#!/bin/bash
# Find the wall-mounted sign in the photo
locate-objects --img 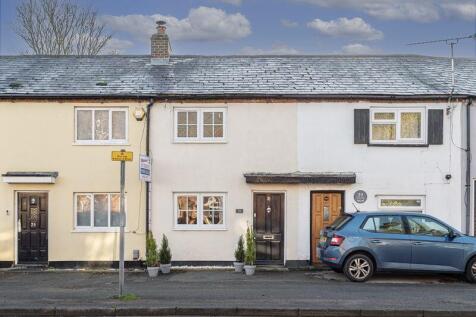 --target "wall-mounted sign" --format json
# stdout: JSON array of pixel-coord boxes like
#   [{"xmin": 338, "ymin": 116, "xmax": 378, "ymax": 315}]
[
  {"xmin": 354, "ymin": 190, "xmax": 367, "ymax": 204},
  {"xmin": 139, "ymin": 155, "xmax": 152, "ymax": 182}
]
